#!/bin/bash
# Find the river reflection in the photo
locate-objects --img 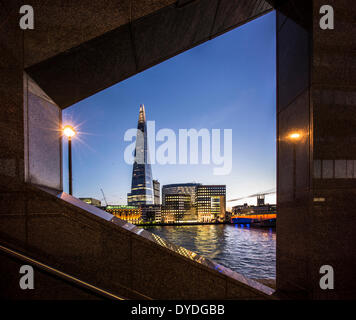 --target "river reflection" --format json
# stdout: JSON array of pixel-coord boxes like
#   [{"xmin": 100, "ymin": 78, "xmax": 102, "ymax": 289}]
[{"xmin": 143, "ymin": 224, "xmax": 276, "ymax": 279}]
